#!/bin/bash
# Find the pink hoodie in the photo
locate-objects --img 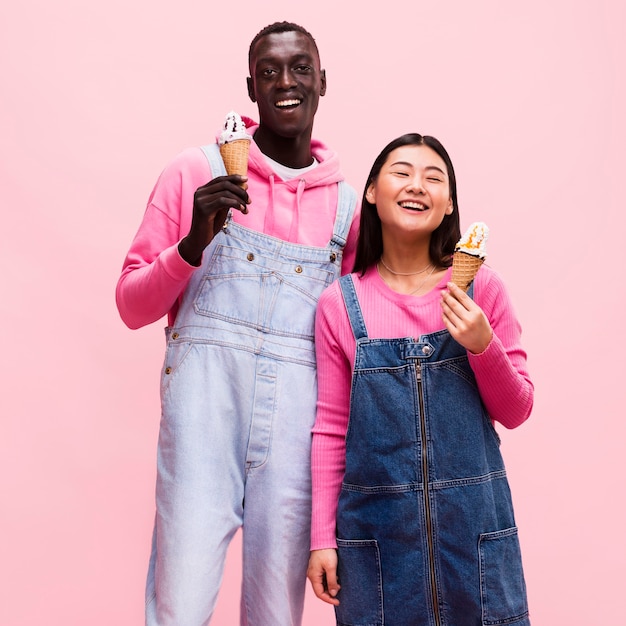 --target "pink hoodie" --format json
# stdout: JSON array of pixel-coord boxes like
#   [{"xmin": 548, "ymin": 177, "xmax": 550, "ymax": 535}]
[{"xmin": 116, "ymin": 117, "xmax": 360, "ymax": 329}]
